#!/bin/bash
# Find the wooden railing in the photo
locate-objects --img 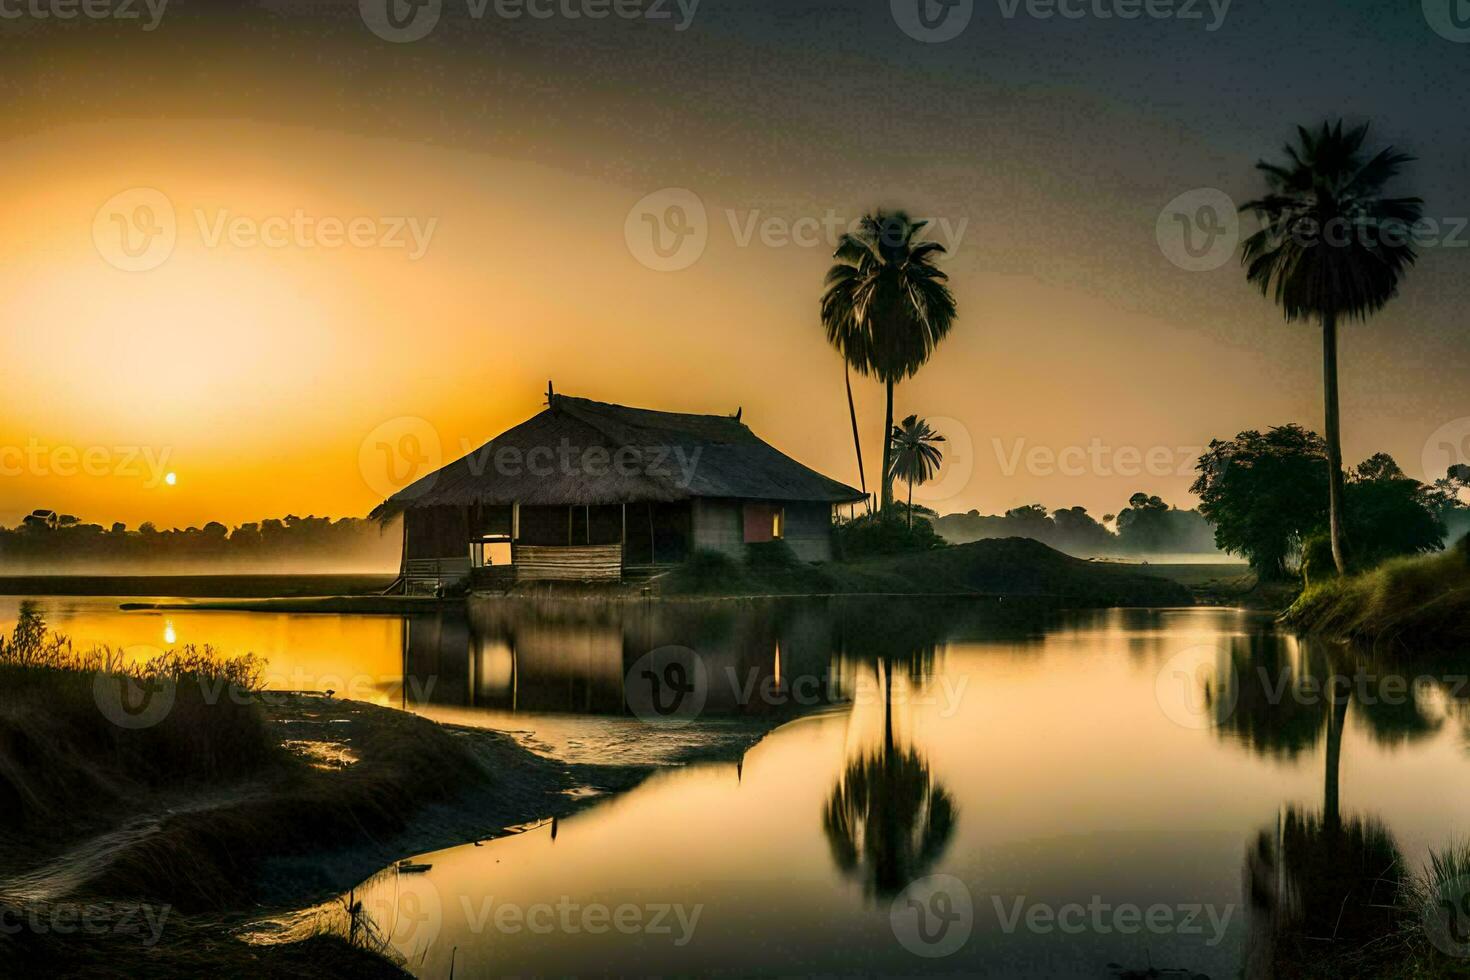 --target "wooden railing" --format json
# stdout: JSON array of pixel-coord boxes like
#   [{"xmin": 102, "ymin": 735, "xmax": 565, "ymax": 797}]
[
  {"xmin": 402, "ymin": 557, "xmax": 472, "ymax": 594},
  {"xmin": 512, "ymin": 544, "xmax": 623, "ymax": 582}
]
